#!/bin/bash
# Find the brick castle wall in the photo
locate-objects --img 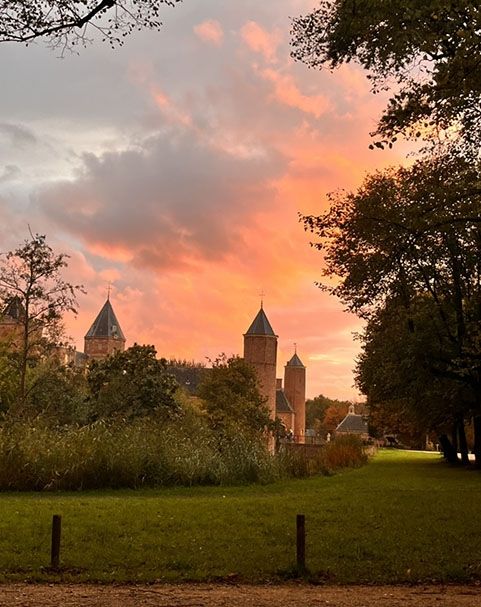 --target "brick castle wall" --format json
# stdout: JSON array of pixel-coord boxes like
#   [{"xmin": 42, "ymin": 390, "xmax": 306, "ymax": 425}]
[{"xmin": 84, "ymin": 337, "xmax": 125, "ymax": 360}]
